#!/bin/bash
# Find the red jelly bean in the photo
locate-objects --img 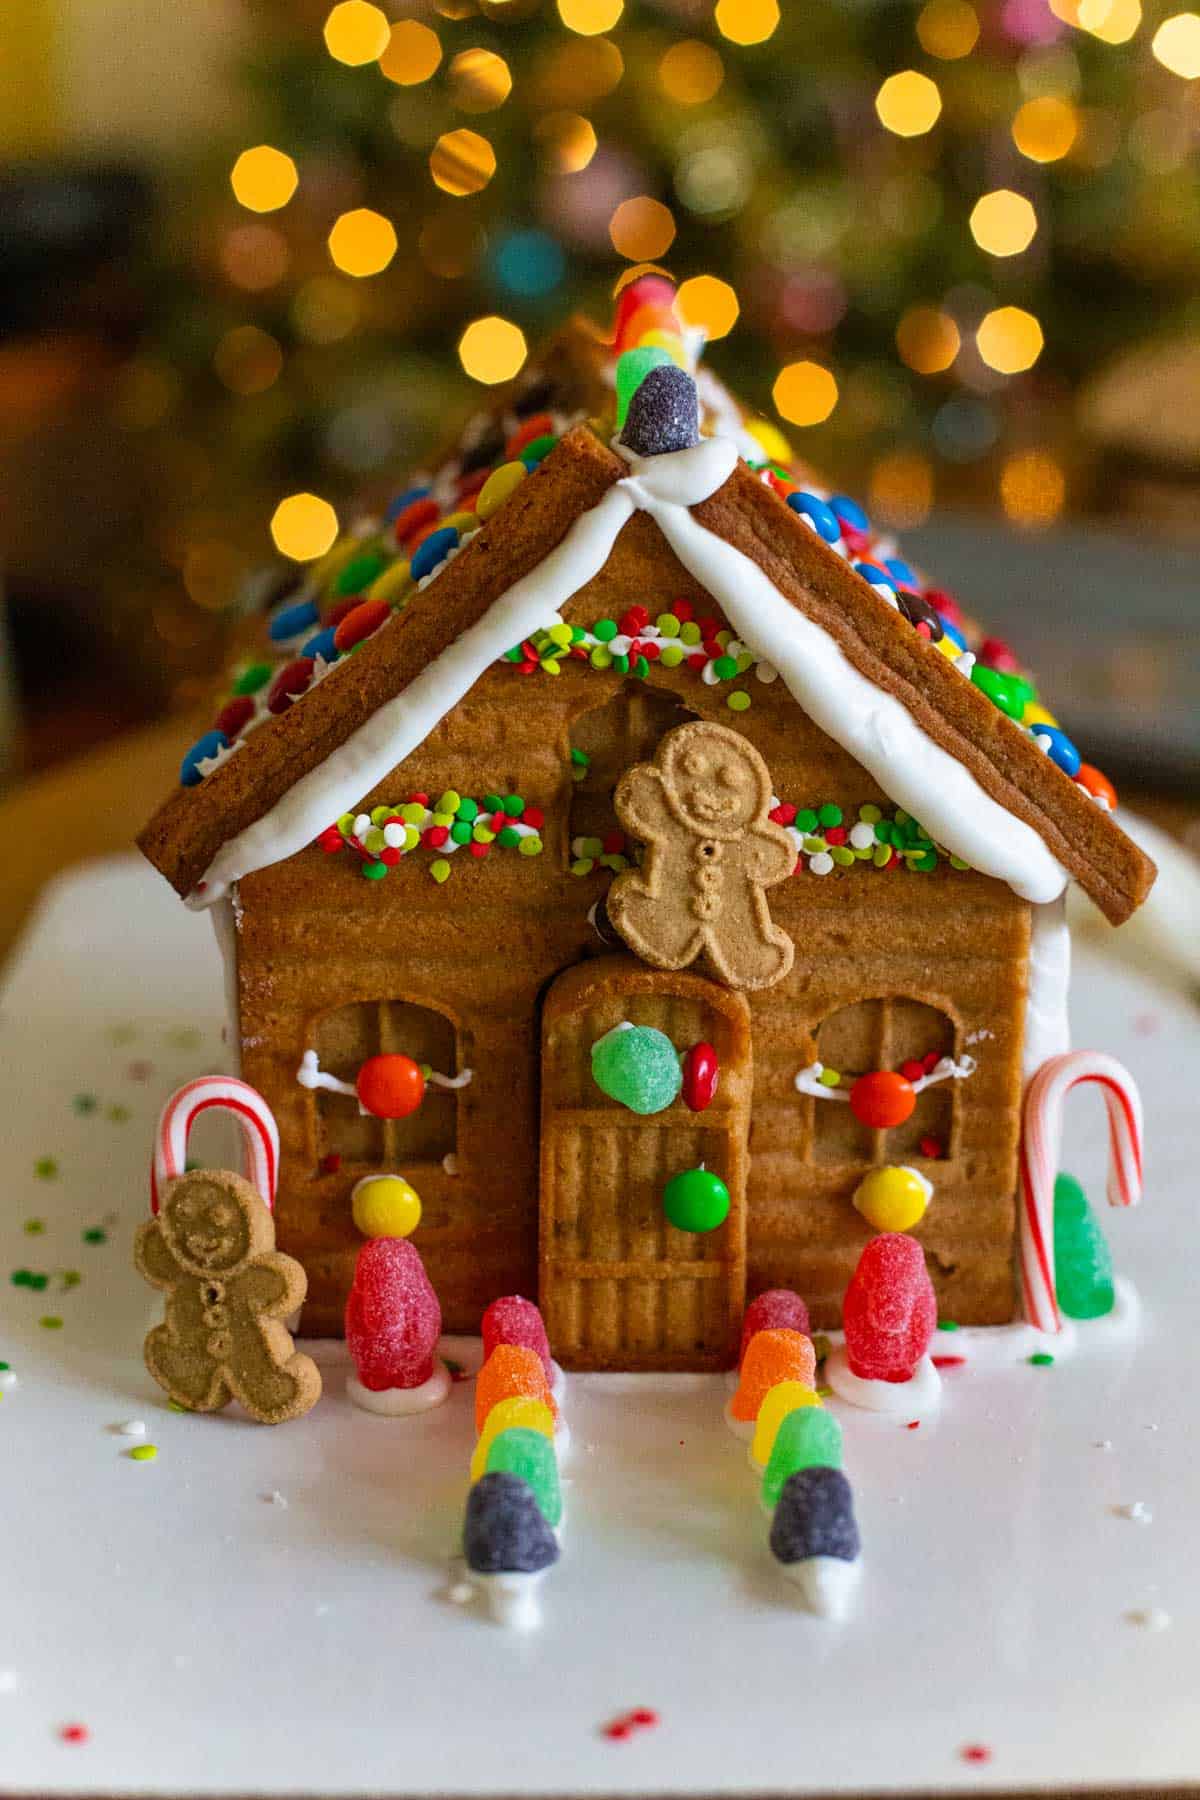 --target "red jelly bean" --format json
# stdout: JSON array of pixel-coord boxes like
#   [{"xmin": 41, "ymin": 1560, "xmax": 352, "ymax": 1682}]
[
  {"xmin": 214, "ymin": 695, "xmax": 255, "ymax": 739},
  {"xmin": 333, "ymin": 598, "xmax": 390, "ymax": 653},
  {"xmin": 266, "ymin": 657, "xmax": 314, "ymax": 714},
  {"xmin": 681, "ymin": 1041, "xmax": 719, "ymax": 1113},
  {"xmin": 392, "ymin": 496, "xmax": 441, "ymax": 544},
  {"xmin": 849, "ymin": 1070, "xmax": 916, "ymax": 1129},
  {"xmin": 843, "ymin": 1233, "xmax": 937, "ymax": 1382}
]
